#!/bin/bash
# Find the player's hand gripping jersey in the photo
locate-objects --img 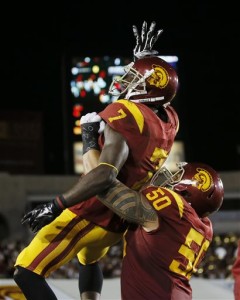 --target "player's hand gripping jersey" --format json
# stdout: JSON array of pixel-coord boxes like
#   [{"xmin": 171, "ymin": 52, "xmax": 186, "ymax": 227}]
[
  {"xmin": 121, "ymin": 185, "xmax": 213, "ymax": 300},
  {"xmin": 69, "ymin": 99, "xmax": 179, "ymax": 231}
]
